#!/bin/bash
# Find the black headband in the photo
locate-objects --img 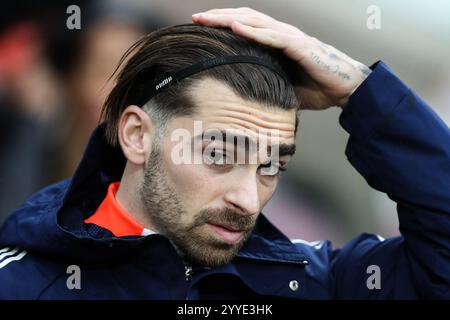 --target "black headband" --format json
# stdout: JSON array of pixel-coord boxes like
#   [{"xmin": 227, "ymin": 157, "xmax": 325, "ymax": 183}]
[{"xmin": 132, "ymin": 55, "xmax": 290, "ymax": 107}]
